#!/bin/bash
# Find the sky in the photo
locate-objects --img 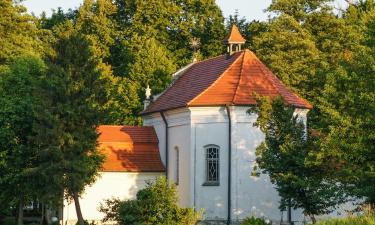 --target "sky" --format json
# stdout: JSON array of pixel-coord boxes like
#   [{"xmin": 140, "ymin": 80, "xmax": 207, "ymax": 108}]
[{"xmin": 22, "ymin": 0, "xmax": 349, "ymax": 21}]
